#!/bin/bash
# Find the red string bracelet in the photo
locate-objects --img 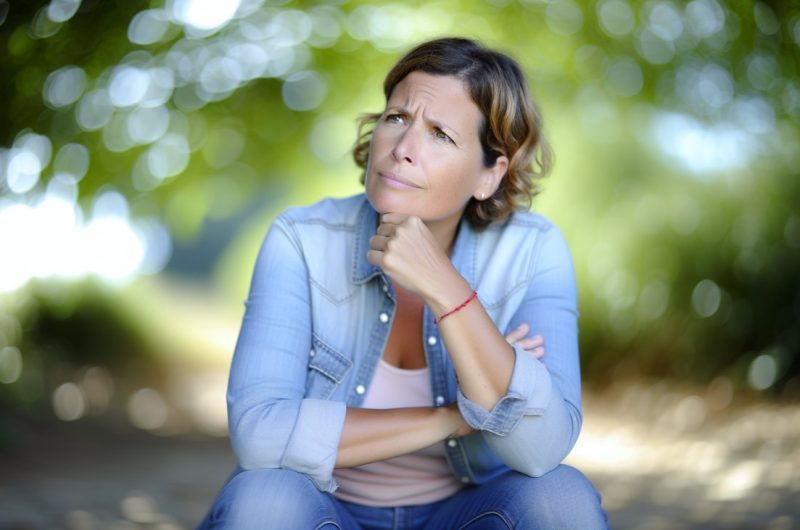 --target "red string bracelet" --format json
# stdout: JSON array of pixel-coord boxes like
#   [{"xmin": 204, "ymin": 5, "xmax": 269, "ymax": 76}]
[{"xmin": 434, "ymin": 290, "xmax": 478, "ymax": 325}]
